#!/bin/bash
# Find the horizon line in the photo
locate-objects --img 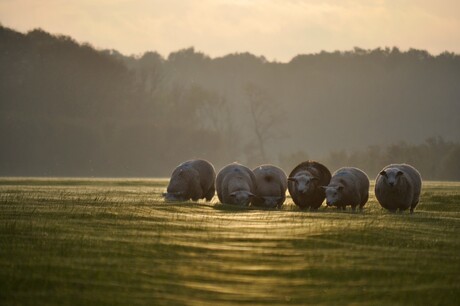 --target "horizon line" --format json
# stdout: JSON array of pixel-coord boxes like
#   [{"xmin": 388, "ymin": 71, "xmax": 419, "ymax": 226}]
[{"xmin": 3, "ymin": 24, "xmax": 460, "ymax": 64}]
